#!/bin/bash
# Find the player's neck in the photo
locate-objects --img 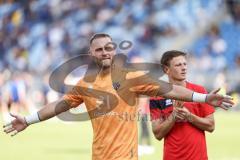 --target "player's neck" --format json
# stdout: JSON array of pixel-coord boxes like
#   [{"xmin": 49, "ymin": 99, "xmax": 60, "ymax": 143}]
[
  {"xmin": 99, "ymin": 67, "xmax": 111, "ymax": 77},
  {"xmin": 169, "ymin": 79, "xmax": 186, "ymax": 87}
]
